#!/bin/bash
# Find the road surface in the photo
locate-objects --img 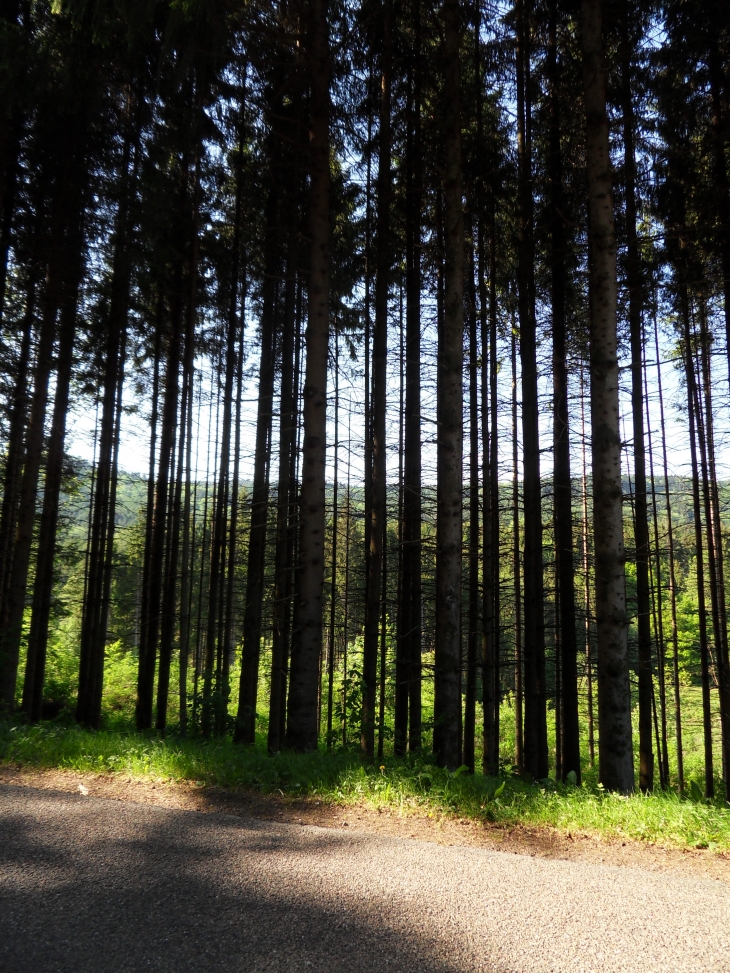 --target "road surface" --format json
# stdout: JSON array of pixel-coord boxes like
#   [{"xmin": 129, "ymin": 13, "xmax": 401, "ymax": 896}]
[{"xmin": 1, "ymin": 783, "xmax": 728, "ymax": 972}]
